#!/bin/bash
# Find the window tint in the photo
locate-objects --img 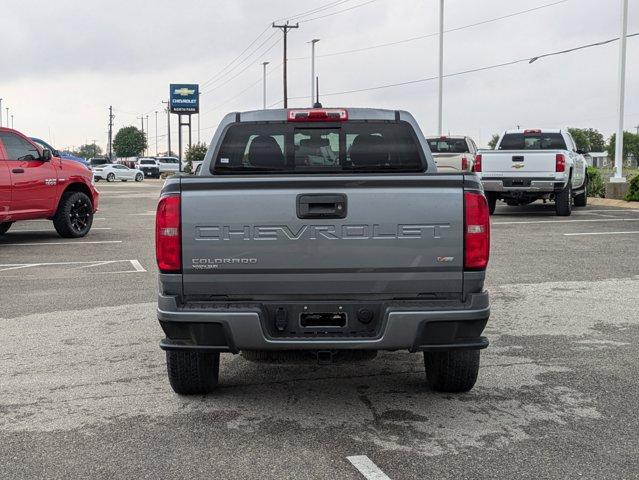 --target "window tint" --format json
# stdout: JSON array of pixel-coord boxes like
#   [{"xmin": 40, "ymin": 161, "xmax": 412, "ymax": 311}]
[
  {"xmin": 213, "ymin": 121, "xmax": 425, "ymax": 174},
  {"xmin": 0, "ymin": 132, "xmax": 40, "ymax": 161},
  {"xmin": 140, "ymin": 159, "xmax": 156, "ymax": 165},
  {"xmin": 499, "ymin": 133, "xmax": 567, "ymax": 150},
  {"xmin": 426, "ymin": 138, "xmax": 469, "ymax": 153}
]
